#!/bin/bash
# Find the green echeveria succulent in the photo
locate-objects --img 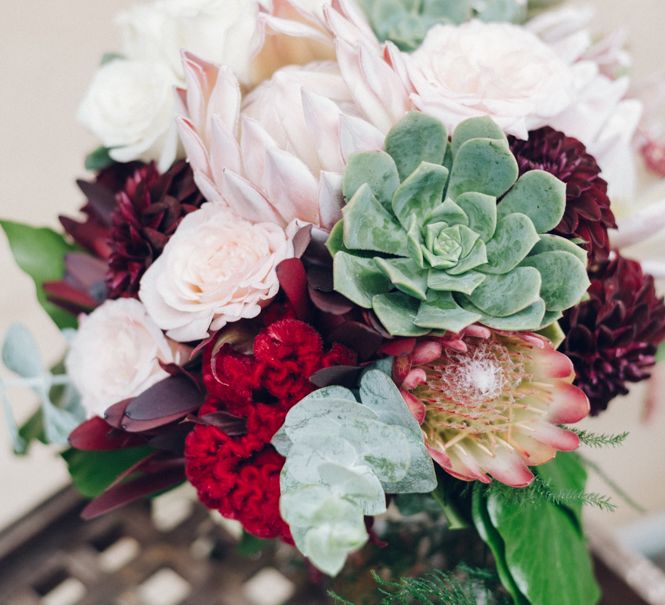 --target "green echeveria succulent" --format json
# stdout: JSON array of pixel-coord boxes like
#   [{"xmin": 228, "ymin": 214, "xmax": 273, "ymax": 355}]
[
  {"xmin": 358, "ymin": 0, "xmax": 528, "ymax": 51},
  {"xmin": 328, "ymin": 113, "xmax": 590, "ymax": 338}
]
